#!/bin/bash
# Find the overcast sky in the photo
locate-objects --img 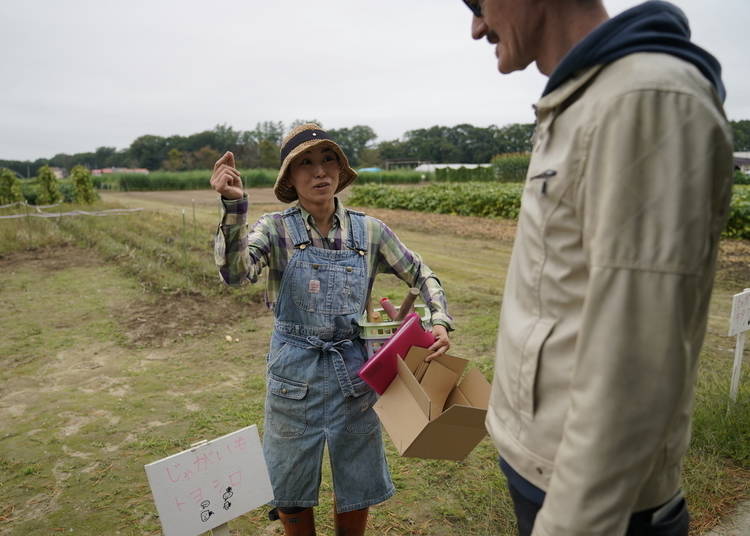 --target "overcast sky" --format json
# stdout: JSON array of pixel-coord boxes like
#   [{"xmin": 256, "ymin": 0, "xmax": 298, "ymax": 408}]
[{"xmin": 1, "ymin": 0, "xmax": 748, "ymax": 161}]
